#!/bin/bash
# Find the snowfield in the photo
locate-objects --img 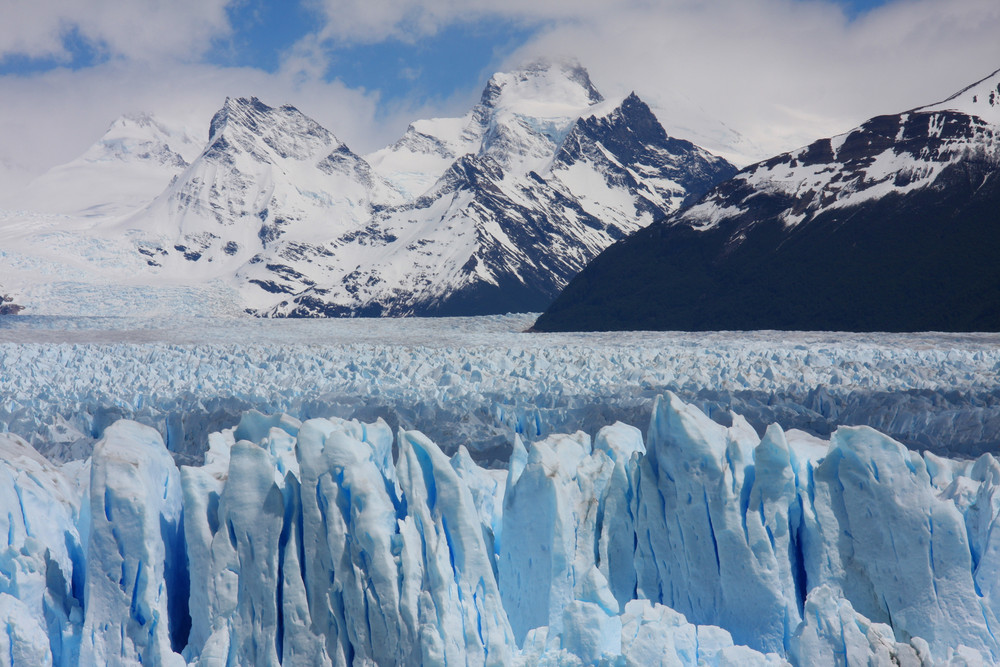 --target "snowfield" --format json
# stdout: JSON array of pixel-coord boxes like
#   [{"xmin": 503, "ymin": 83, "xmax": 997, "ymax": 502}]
[{"xmin": 1, "ymin": 315, "xmax": 1000, "ymax": 665}]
